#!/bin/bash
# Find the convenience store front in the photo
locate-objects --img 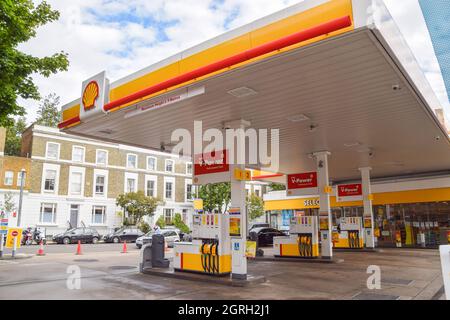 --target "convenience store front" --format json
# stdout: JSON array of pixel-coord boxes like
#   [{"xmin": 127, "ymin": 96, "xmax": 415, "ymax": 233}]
[{"xmin": 264, "ymin": 177, "xmax": 450, "ymax": 248}]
